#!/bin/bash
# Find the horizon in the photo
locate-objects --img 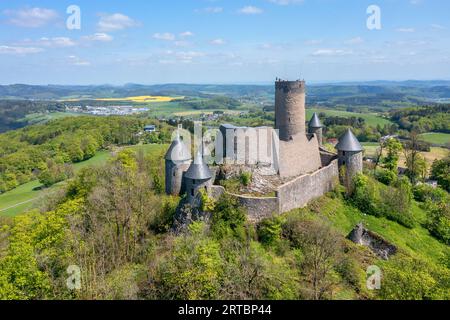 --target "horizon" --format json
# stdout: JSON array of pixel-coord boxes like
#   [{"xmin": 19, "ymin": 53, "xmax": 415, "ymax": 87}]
[
  {"xmin": 3, "ymin": 79, "xmax": 450, "ymax": 87},
  {"xmin": 0, "ymin": 0, "xmax": 449, "ymax": 84}
]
